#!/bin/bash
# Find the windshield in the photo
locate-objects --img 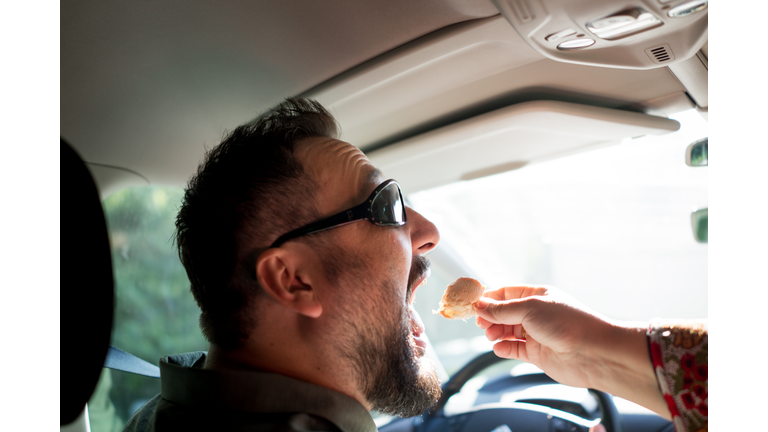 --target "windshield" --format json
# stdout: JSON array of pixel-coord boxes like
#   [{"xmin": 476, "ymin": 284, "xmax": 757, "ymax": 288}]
[
  {"xmin": 408, "ymin": 109, "xmax": 708, "ymax": 375},
  {"xmin": 89, "ymin": 109, "xmax": 706, "ymax": 429}
]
